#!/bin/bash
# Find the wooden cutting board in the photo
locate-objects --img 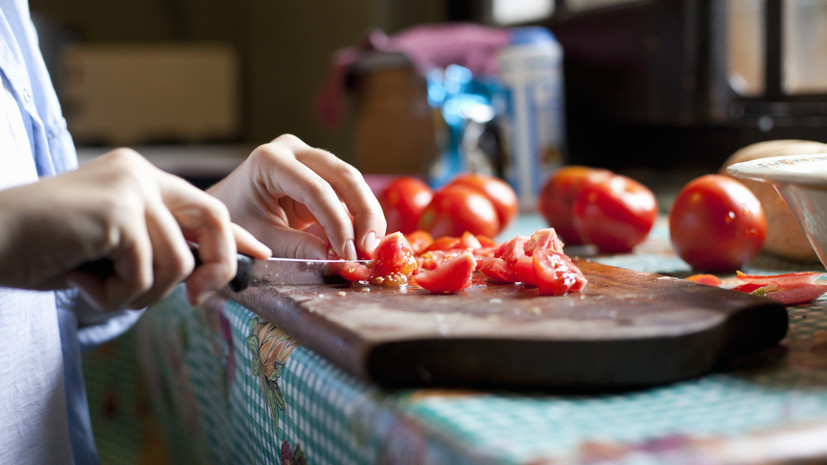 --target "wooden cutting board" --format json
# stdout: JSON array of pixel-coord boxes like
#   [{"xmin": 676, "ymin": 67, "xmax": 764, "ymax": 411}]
[{"xmin": 230, "ymin": 259, "xmax": 788, "ymax": 390}]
